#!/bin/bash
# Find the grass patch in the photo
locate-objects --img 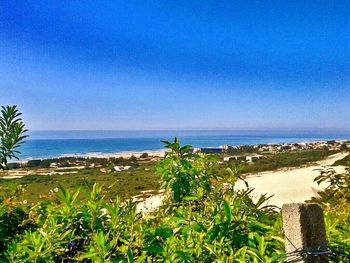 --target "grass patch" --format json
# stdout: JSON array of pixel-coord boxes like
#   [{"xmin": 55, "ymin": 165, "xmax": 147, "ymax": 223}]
[{"xmin": 0, "ymin": 162, "xmax": 160, "ymax": 203}]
